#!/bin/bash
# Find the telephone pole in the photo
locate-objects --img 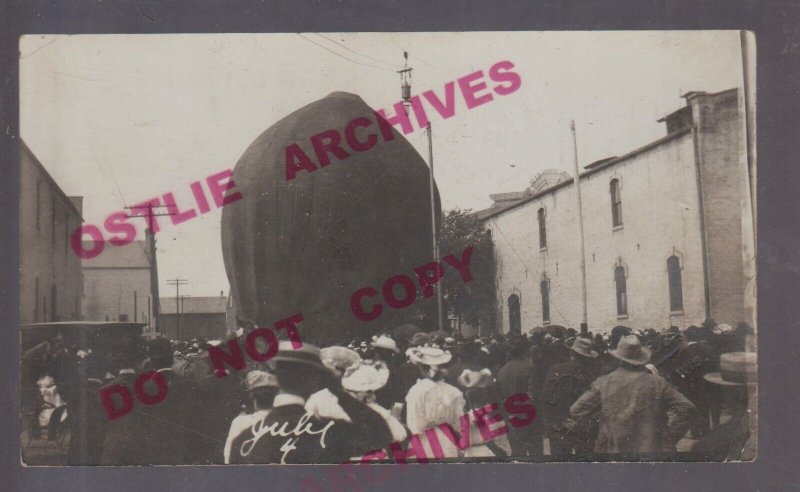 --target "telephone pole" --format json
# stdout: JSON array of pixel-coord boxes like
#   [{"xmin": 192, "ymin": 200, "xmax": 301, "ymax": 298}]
[
  {"xmin": 399, "ymin": 52, "xmax": 444, "ymax": 332},
  {"xmin": 167, "ymin": 278, "xmax": 188, "ymax": 339},
  {"xmin": 124, "ymin": 203, "xmax": 172, "ymax": 334},
  {"xmin": 426, "ymin": 122, "xmax": 444, "ymax": 333}
]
